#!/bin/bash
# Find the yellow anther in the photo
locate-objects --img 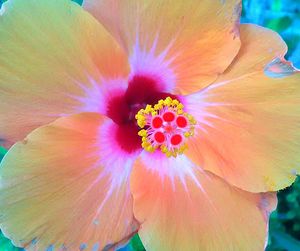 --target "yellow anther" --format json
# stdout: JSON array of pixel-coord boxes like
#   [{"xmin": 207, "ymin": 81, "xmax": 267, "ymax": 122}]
[
  {"xmin": 145, "ymin": 105, "xmax": 152, "ymax": 114},
  {"xmin": 164, "ymin": 97, "xmax": 172, "ymax": 106},
  {"xmin": 187, "ymin": 114, "xmax": 193, "ymax": 120},
  {"xmin": 177, "ymin": 103, "xmax": 184, "ymax": 110},
  {"xmin": 166, "ymin": 97, "xmax": 172, "ymax": 102},
  {"xmin": 161, "ymin": 145, "xmax": 168, "ymax": 153},
  {"xmin": 142, "ymin": 141, "xmax": 151, "ymax": 148},
  {"xmin": 188, "ymin": 116, "xmax": 197, "ymax": 125},
  {"xmin": 154, "ymin": 104, "xmax": 162, "ymax": 110},
  {"xmin": 146, "ymin": 146, "xmax": 155, "ymax": 152},
  {"xmin": 184, "ymin": 132, "xmax": 190, "ymax": 138},
  {"xmin": 172, "ymin": 100, "xmax": 179, "ymax": 106},
  {"xmin": 177, "ymin": 109, "xmax": 184, "ymax": 115},
  {"xmin": 158, "ymin": 100, "xmax": 164, "ymax": 105},
  {"xmin": 138, "ymin": 130, "xmax": 147, "ymax": 137},
  {"xmin": 166, "ymin": 152, "xmax": 172, "ymax": 158},
  {"xmin": 137, "ymin": 121, "xmax": 145, "ymax": 128},
  {"xmin": 137, "ymin": 115, "xmax": 143, "ymax": 121},
  {"xmin": 179, "ymin": 144, "xmax": 187, "ymax": 154}
]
